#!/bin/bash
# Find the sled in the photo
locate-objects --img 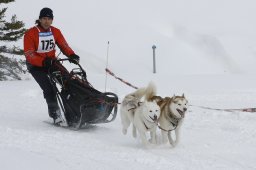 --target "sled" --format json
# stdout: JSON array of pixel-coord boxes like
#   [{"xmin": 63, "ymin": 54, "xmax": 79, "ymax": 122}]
[{"xmin": 48, "ymin": 58, "xmax": 118, "ymax": 129}]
